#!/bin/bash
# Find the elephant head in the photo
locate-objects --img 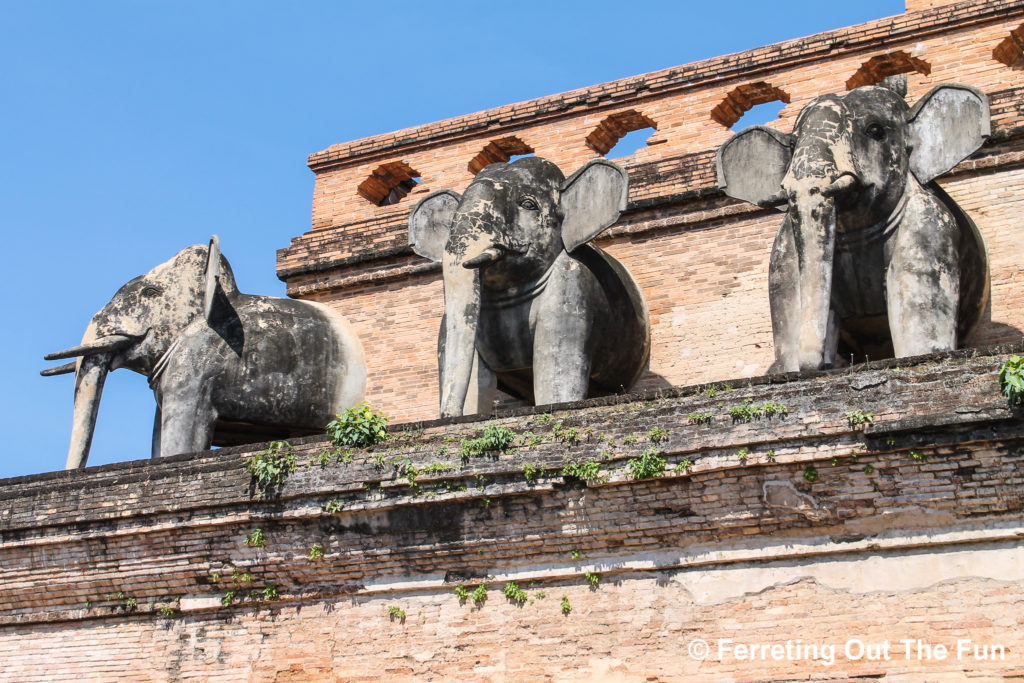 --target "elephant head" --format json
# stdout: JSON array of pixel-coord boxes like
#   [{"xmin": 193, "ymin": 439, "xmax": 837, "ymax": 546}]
[
  {"xmin": 43, "ymin": 237, "xmax": 236, "ymax": 468},
  {"xmin": 409, "ymin": 156, "xmax": 647, "ymax": 417},
  {"xmin": 718, "ymin": 82, "xmax": 990, "ymax": 371}
]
